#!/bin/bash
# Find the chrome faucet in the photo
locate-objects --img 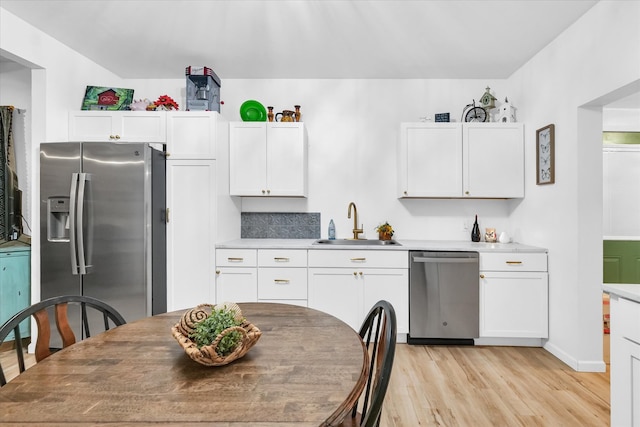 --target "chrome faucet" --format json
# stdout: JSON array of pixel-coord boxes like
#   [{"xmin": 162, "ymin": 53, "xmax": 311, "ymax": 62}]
[{"xmin": 347, "ymin": 202, "xmax": 364, "ymax": 240}]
